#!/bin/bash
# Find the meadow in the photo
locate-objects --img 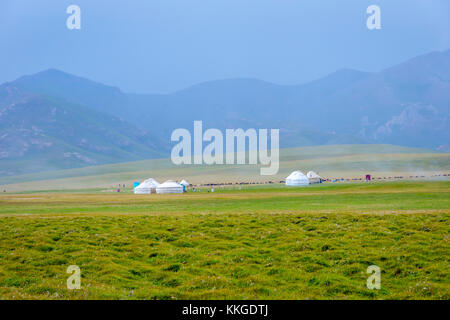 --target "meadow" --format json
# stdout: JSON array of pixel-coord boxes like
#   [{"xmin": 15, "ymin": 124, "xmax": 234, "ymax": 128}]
[
  {"xmin": 1, "ymin": 144, "xmax": 449, "ymax": 192},
  {"xmin": 0, "ymin": 181, "xmax": 448, "ymax": 299}
]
